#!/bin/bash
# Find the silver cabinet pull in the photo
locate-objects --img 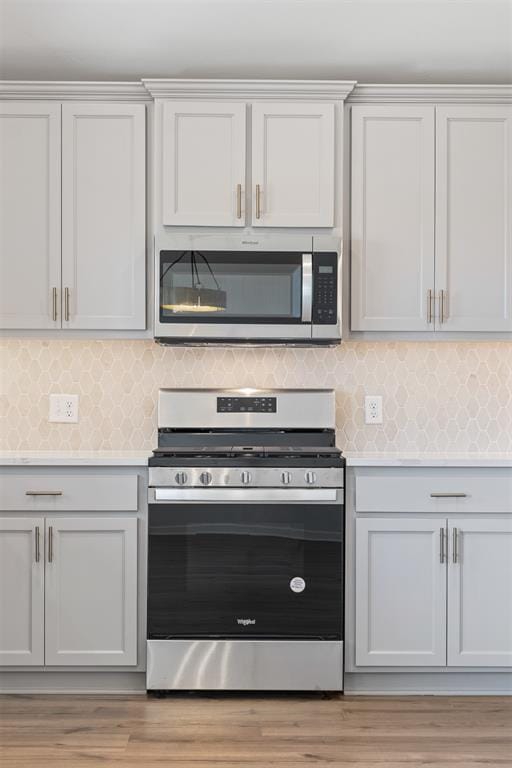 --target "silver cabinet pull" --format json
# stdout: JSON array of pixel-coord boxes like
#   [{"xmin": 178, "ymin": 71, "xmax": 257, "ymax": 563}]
[
  {"xmin": 430, "ymin": 492, "xmax": 467, "ymax": 498},
  {"xmin": 64, "ymin": 287, "xmax": 70, "ymax": 322},
  {"xmin": 48, "ymin": 525, "xmax": 53, "ymax": 563},
  {"xmin": 439, "ymin": 289, "xmax": 448, "ymax": 323},
  {"xmin": 427, "ymin": 289, "xmax": 433, "ymax": 324},
  {"xmin": 255, "ymin": 184, "xmax": 261, "ymax": 219},
  {"xmin": 452, "ymin": 527, "xmax": 459, "ymax": 564},
  {"xmin": 236, "ymin": 183, "xmax": 242, "ymax": 219},
  {"xmin": 26, "ymin": 490, "xmax": 63, "ymax": 496},
  {"xmin": 439, "ymin": 527, "xmax": 446, "ymax": 563},
  {"xmin": 52, "ymin": 287, "xmax": 58, "ymax": 322},
  {"xmin": 35, "ymin": 526, "xmax": 40, "ymax": 563}
]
